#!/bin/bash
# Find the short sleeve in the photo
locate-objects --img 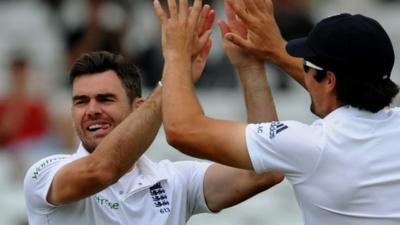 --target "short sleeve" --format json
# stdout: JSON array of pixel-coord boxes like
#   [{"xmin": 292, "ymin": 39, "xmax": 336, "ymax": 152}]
[
  {"xmin": 171, "ymin": 161, "xmax": 211, "ymax": 216},
  {"xmin": 246, "ymin": 120, "xmax": 323, "ymax": 184},
  {"xmin": 23, "ymin": 154, "xmax": 73, "ymax": 214}
]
